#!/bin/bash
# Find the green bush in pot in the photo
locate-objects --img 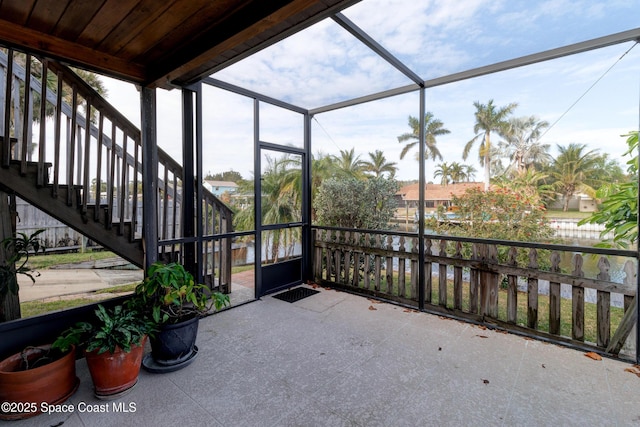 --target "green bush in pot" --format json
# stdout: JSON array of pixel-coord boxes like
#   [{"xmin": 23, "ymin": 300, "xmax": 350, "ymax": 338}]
[
  {"xmin": 53, "ymin": 304, "xmax": 156, "ymax": 398},
  {"xmin": 133, "ymin": 262, "xmax": 229, "ymax": 371}
]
